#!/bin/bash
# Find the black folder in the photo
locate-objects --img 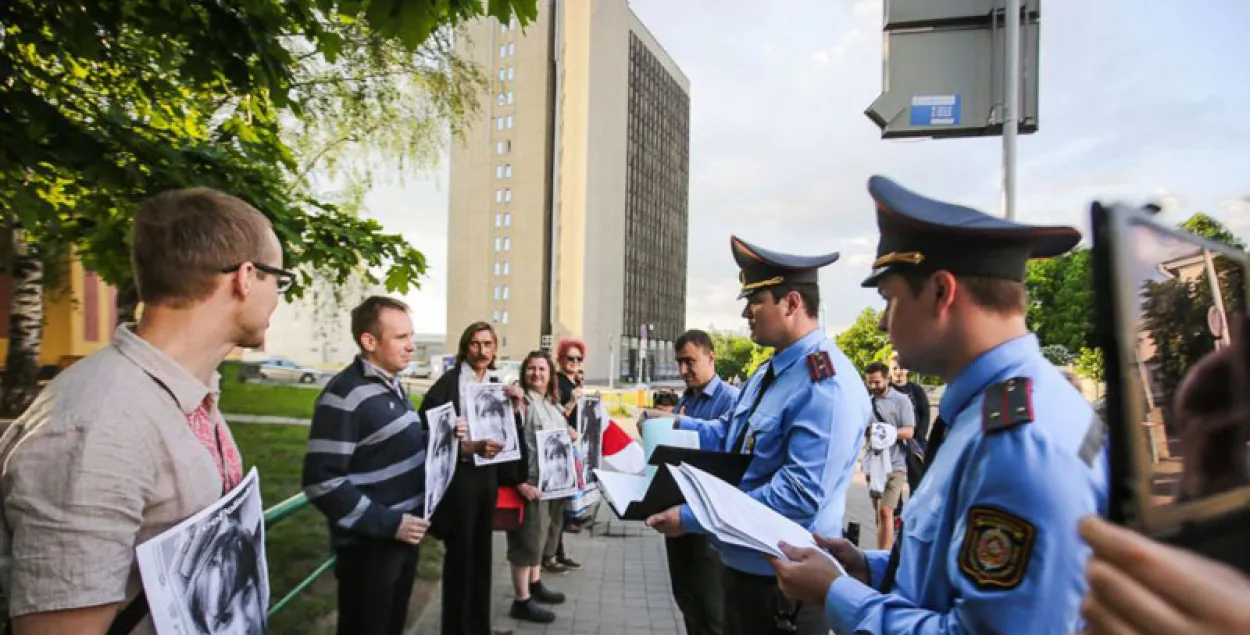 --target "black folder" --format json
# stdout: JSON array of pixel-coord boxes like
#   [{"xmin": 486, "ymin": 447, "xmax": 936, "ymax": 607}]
[{"xmin": 600, "ymin": 447, "xmax": 753, "ymax": 521}]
